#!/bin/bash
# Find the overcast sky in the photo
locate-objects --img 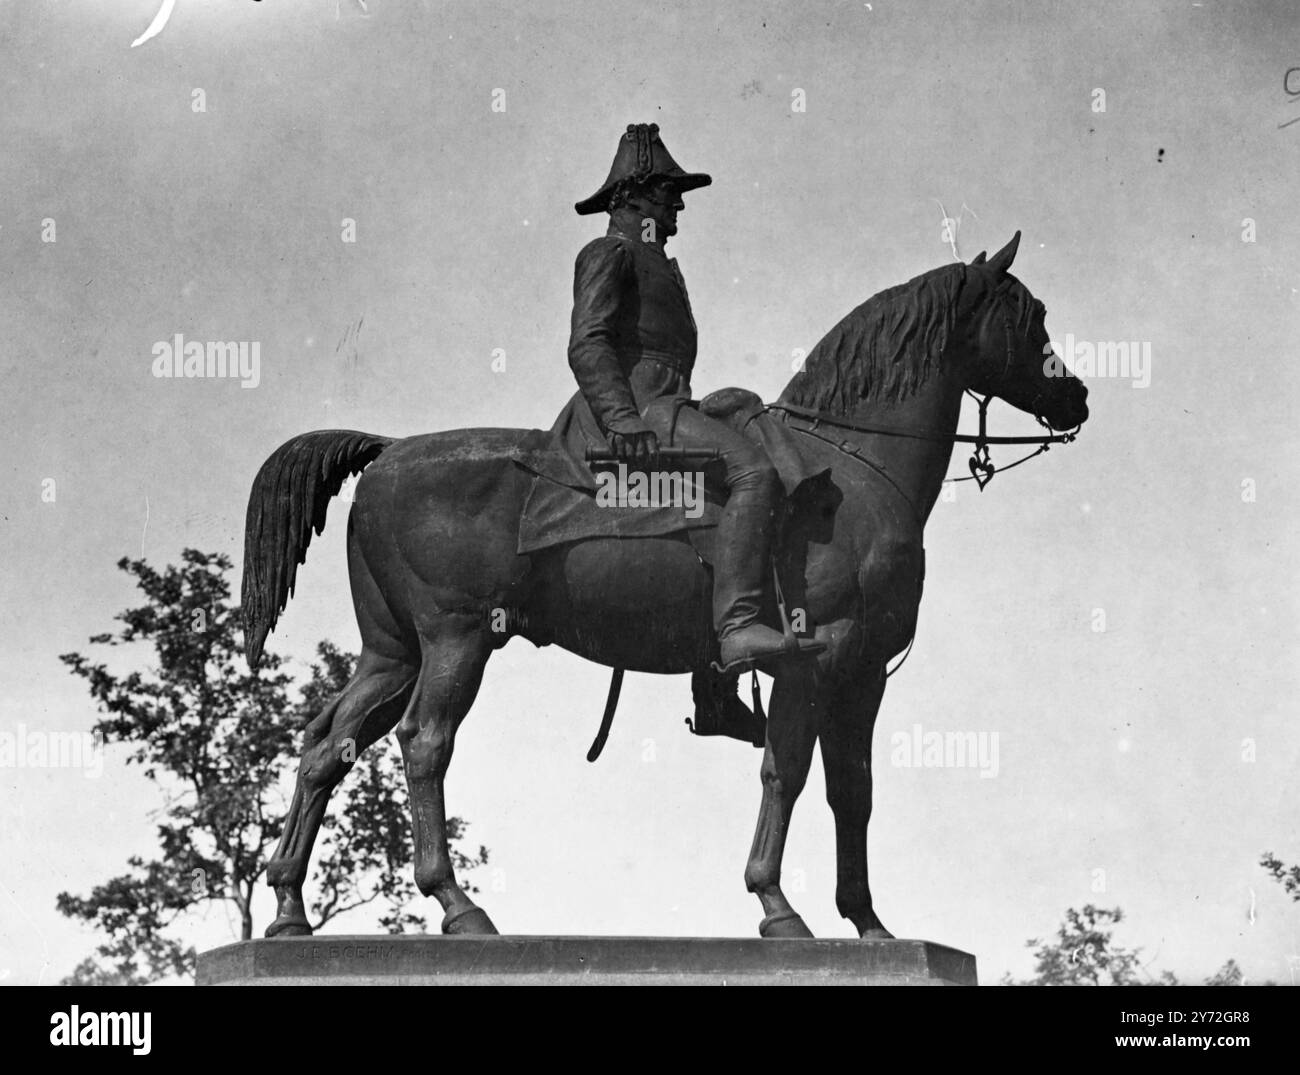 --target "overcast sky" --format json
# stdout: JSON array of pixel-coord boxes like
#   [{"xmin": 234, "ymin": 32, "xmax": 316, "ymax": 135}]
[{"xmin": 1, "ymin": 0, "xmax": 1296, "ymax": 984}]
